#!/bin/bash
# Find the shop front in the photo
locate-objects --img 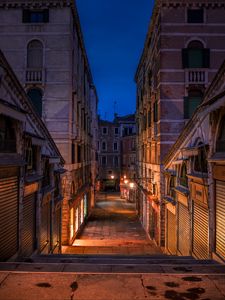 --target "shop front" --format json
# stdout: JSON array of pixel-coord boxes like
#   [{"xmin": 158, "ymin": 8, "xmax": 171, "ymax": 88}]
[
  {"xmin": 166, "ymin": 202, "xmax": 176, "ymax": 255},
  {"xmin": 190, "ymin": 179, "xmax": 209, "ymax": 259},
  {"xmin": 213, "ymin": 165, "xmax": 225, "ymax": 261},
  {"xmin": 177, "ymin": 192, "xmax": 190, "ymax": 256}
]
